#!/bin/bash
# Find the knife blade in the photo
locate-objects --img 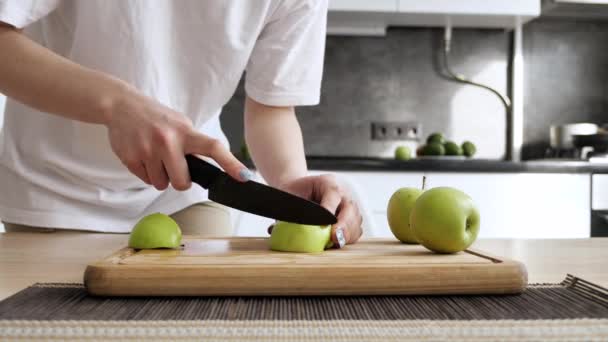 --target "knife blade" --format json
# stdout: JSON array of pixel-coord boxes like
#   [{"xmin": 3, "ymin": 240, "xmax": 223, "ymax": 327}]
[{"xmin": 185, "ymin": 155, "xmax": 337, "ymax": 226}]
